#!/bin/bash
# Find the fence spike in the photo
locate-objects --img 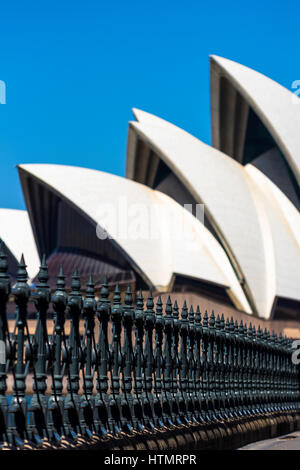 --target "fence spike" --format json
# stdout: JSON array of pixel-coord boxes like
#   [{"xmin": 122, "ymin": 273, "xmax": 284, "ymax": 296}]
[
  {"xmin": 162, "ymin": 295, "xmax": 173, "ymax": 426},
  {"xmin": 132, "ymin": 288, "xmax": 144, "ymax": 431},
  {"xmin": 121, "ymin": 282, "xmax": 135, "ymax": 432},
  {"xmin": 143, "ymin": 290, "xmax": 156, "ymax": 428},
  {"xmin": 9, "ymin": 254, "xmax": 30, "ymax": 446},
  {"xmin": 81, "ymin": 272, "xmax": 96, "ymax": 434}
]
